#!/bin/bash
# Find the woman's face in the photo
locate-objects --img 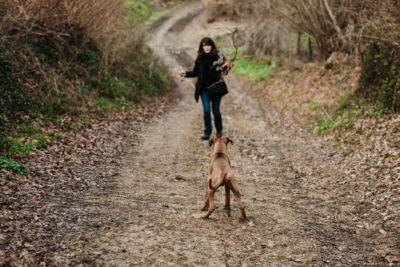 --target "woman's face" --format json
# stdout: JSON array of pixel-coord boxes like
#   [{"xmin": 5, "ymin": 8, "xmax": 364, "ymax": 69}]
[{"xmin": 203, "ymin": 44, "xmax": 212, "ymax": 54}]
